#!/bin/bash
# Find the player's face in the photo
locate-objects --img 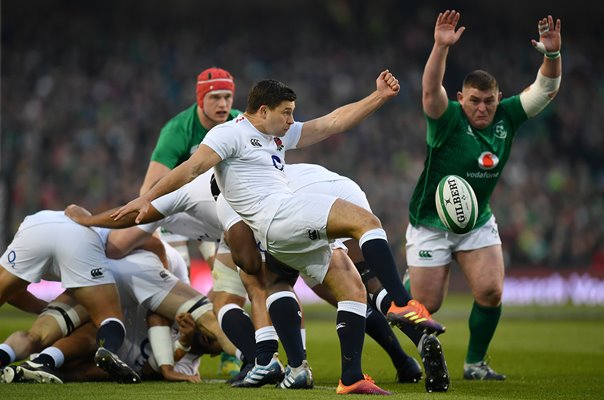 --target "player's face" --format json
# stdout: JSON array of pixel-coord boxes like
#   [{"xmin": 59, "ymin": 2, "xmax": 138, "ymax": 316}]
[
  {"xmin": 203, "ymin": 91, "xmax": 234, "ymax": 123},
  {"xmin": 264, "ymin": 101, "xmax": 295, "ymax": 137},
  {"xmin": 458, "ymin": 87, "xmax": 501, "ymax": 129}
]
